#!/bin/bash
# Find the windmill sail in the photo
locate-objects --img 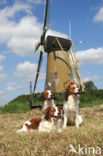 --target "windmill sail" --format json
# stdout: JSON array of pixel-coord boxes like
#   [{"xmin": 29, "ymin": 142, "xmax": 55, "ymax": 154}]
[{"xmin": 34, "ymin": 0, "xmax": 49, "ymax": 92}]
